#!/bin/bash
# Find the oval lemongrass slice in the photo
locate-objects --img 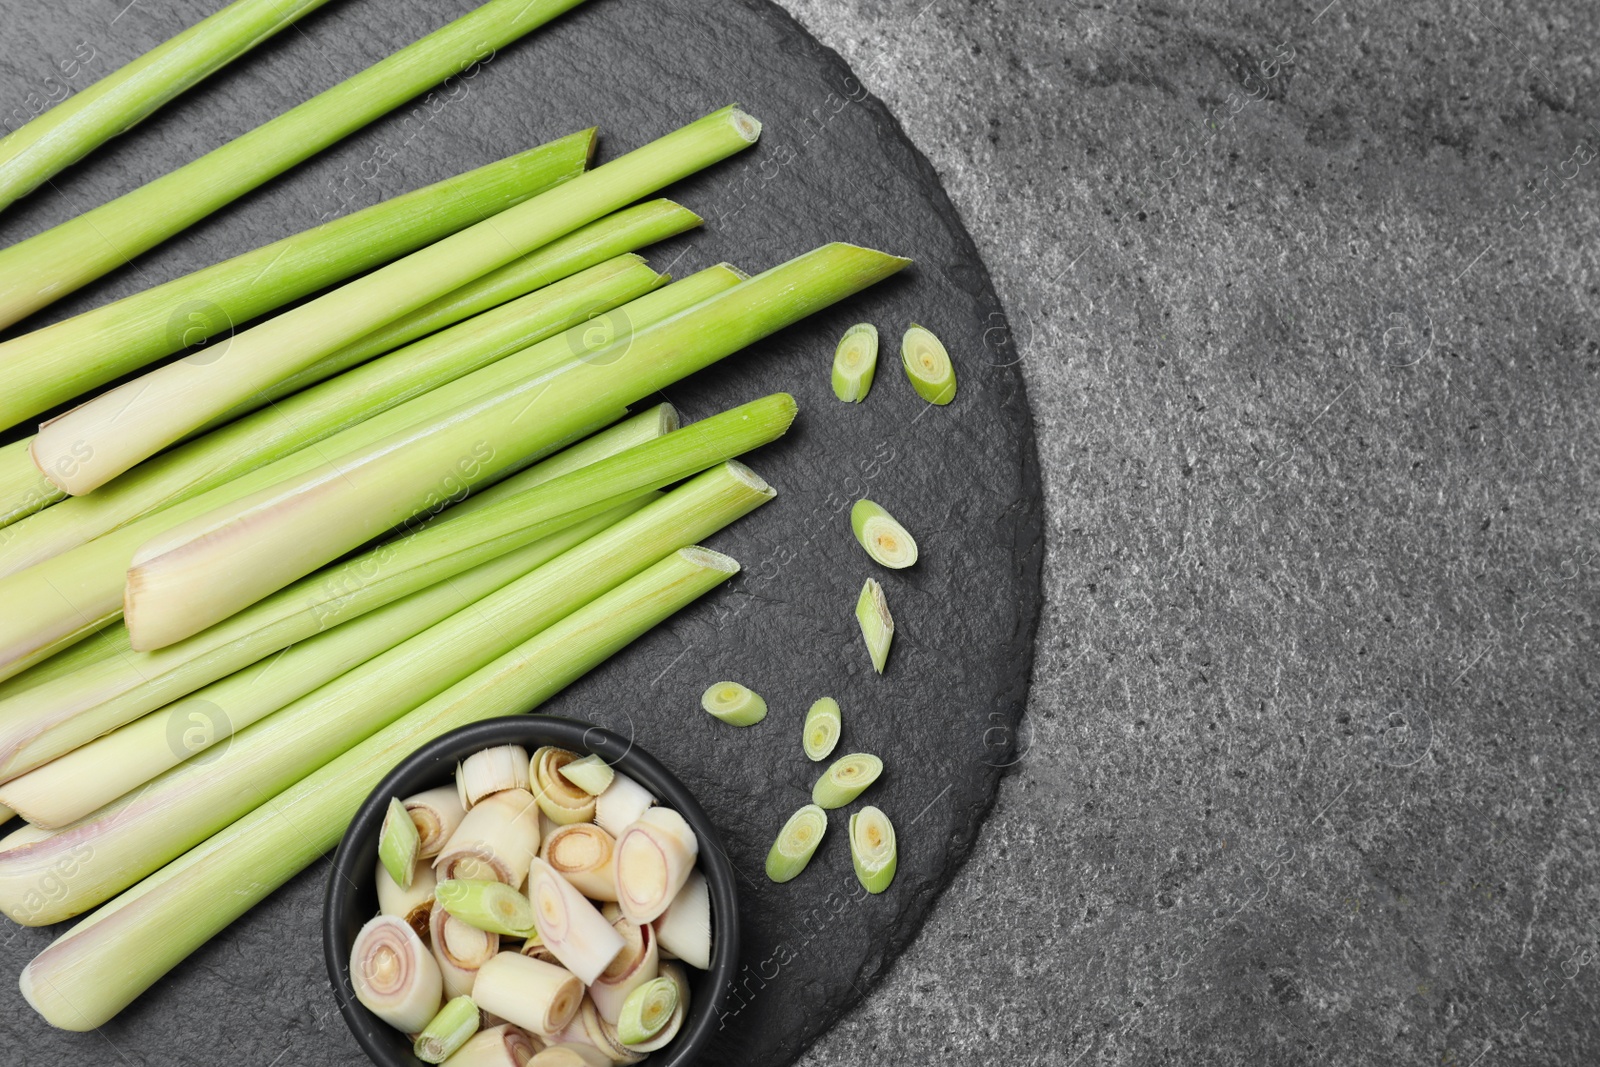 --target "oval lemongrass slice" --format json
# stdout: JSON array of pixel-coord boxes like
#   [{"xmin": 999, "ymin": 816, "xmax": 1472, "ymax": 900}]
[
  {"xmin": 436, "ymin": 788, "xmax": 542, "ymax": 889},
  {"xmin": 471, "ymin": 952, "xmax": 584, "ymax": 1038},
  {"xmin": 528, "ymin": 856, "xmax": 626, "ymax": 985},
  {"xmin": 460, "ymin": 745, "xmax": 532, "ymax": 809},
  {"xmin": 765, "ymin": 804, "xmax": 828, "ymax": 883},
  {"xmin": 813, "ymin": 753, "xmax": 884, "ymax": 810},
  {"xmin": 850, "ymin": 499, "xmax": 919, "ymax": 569},
  {"xmin": 531, "ymin": 1046, "xmax": 612, "ymax": 1067},
  {"xmin": 532, "ymin": 747, "xmax": 597, "ymax": 825},
  {"xmin": 900, "ymin": 323, "xmax": 957, "ymax": 405},
  {"xmin": 350, "ymin": 915, "xmax": 444, "ymax": 1035},
  {"xmin": 802, "ymin": 697, "xmax": 842, "ymax": 762},
  {"xmin": 406, "ymin": 786, "xmax": 466, "ymax": 861},
  {"xmin": 855, "ymin": 578, "xmax": 894, "ymax": 675},
  {"xmin": 652, "ymin": 870, "xmax": 711, "ymax": 970},
  {"xmin": 415, "ymin": 995, "xmax": 482, "ymax": 1064},
  {"xmin": 615, "ymin": 808, "xmax": 699, "ymax": 925},
  {"xmin": 593, "ymin": 773, "xmax": 655, "ymax": 837},
  {"xmin": 541, "ymin": 823, "xmax": 618, "ymax": 902},
  {"xmin": 431, "ymin": 900, "xmax": 500, "ymax": 1001},
  {"xmin": 377, "ymin": 856, "xmax": 438, "ymax": 940},
  {"xmin": 700, "ymin": 681, "xmax": 767, "ymax": 726},
  {"xmin": 438, "ymin": 879, "xmax": 538, "ymax": 938},
  {"xmin": 556, "ymin": 997, "xmax": 645, "ymax": 1066},
  {"xmin": 380, "ymin": 797, "xmax": 422, "ymax": 891},
  {"xmin": 589, "ymin": 916, "xmax": 658, "ymax": 1023},
  {"xmin": 850, "ymin": 805, "xmax": 899, "ymax": 895},
  {"xmin": 622, "ymin": 962, "xmax": 689, "ymax": 1053},
  {"xmin": 614, "ymin": 977, "xmax": 677, "ymax": 1047},
  {"xmin": 831, "ymin": 323, "xmax": 880, "ymax": 402},
  {"xmin": 446, "ymin": 1023, "xmax": 543, "ymax": 1067},
  {"xmin": 558, "ymin": 754, "xmax": 614, "ymax": 797}
]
